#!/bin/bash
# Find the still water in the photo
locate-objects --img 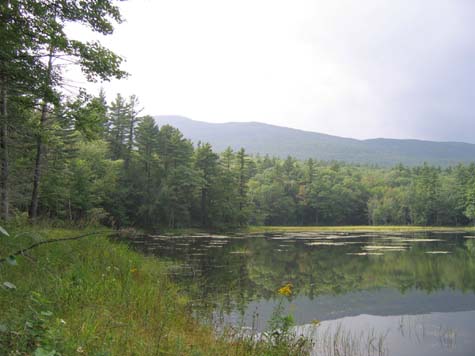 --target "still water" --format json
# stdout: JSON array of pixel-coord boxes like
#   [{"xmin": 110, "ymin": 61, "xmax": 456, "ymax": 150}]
[{"xmin": 131, "ymin": 230, "xmax": 475, "ymax": 356}]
